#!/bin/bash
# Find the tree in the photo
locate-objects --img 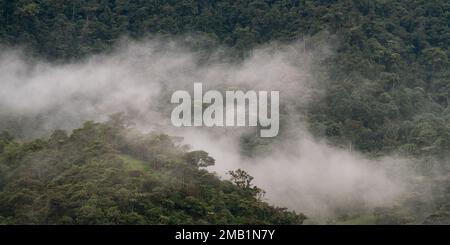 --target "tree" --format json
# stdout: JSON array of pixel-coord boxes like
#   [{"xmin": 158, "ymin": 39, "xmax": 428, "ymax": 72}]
[
  {"xmin": 227, "ymin": 169, "xmax": 265, "ymax": 200},
  {"xmin": 183, "ymin": 150, "xmax": 215, "ymax": 167}
]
